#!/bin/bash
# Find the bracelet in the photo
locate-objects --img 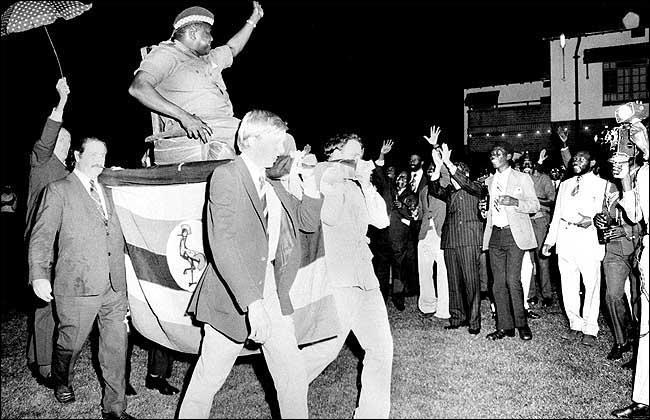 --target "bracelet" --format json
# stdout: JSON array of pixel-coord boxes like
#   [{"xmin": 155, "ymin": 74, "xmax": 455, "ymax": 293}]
[{"xmin": 246, "ymin": 19, "xmax": 256, "ymax": 28}]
